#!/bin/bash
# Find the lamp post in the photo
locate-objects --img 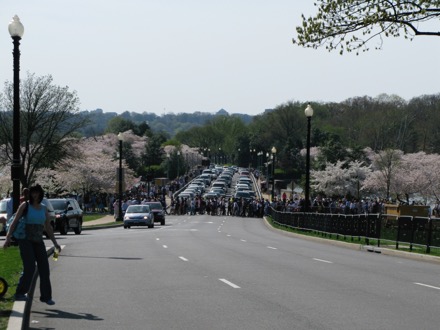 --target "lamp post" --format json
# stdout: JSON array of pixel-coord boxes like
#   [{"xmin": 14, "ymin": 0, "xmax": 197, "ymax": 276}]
[
  {"xmin": 117, "ymin": 132, "xmax": 124, "ymax": 221},
  {"xmin": 9, "ymin": 15, "xmax": 24, "ymax": 213},
  {"xmin": 177, "ymin": 151, "xmax": 180, "ymax": 178},
  {"xmin": 257, "ymin": 151, "xmax": 263, "ymax": 172},
  {"xmin": 166, "ymin": 153, "xmax": 170, "ymax": 179},
  {"xmin": 304, "ymin": 104, "xmax": 314, "ymax": 212},
  {"xmin": 271, "ymin": 146, "xmax": 276, "ymax": 201},
  {"xmin": 265, "ymin": 152, "xmax": 269, "ymax": 192}
]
